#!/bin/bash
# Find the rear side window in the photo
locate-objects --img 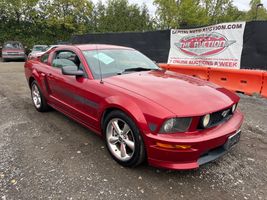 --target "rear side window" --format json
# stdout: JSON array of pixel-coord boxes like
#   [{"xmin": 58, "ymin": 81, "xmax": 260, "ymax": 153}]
[
  {"xmin": 52, "ymin": 58, "xmax": 76, "ymax": 68},
  {"xmin": 51, "ymin": 50, "xmax": 83, "ymax": 70},
  {"xmin": 40, "ymin": 53, "xmax": 49, "ymax": 64}
]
